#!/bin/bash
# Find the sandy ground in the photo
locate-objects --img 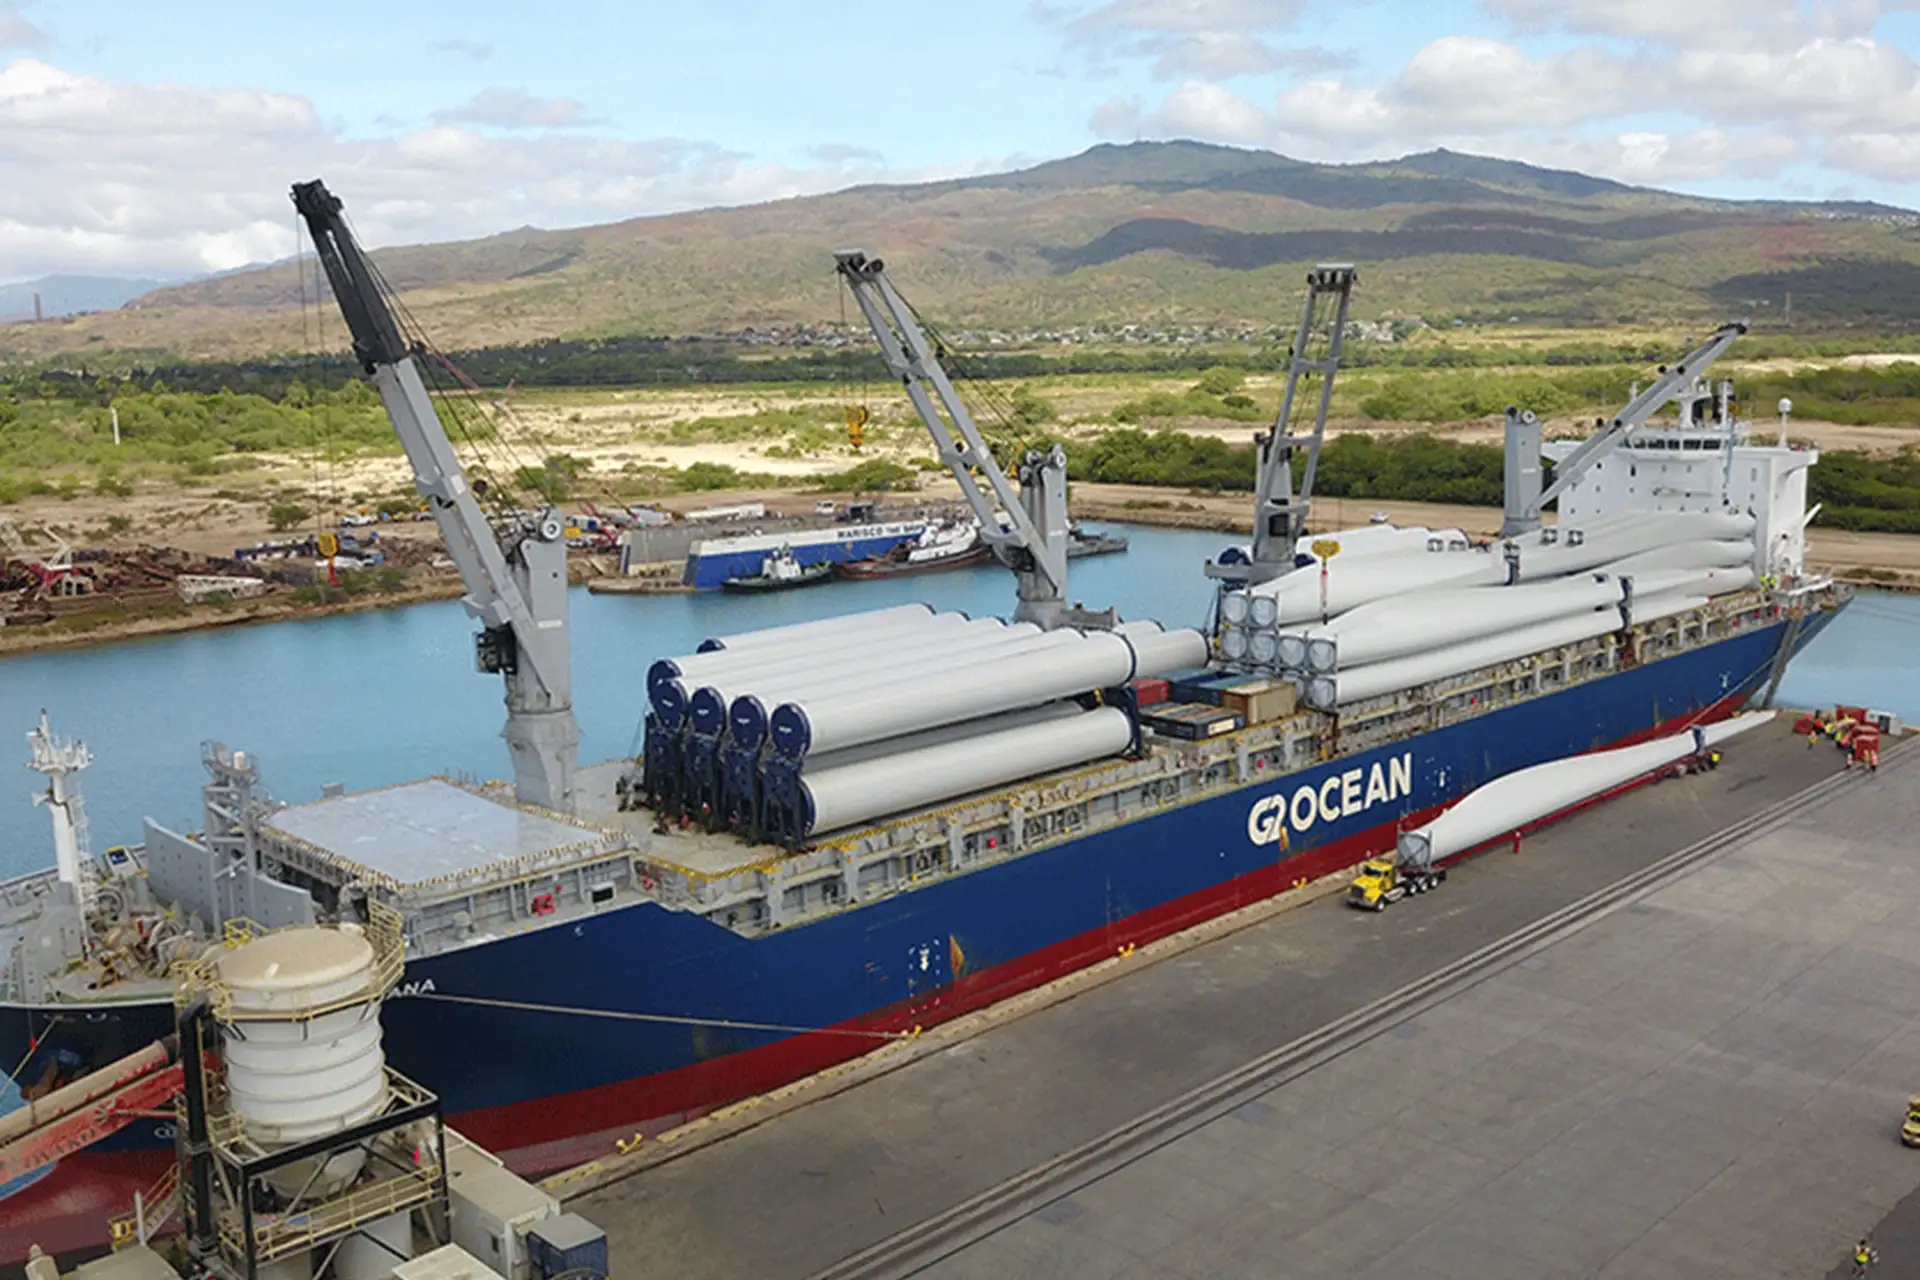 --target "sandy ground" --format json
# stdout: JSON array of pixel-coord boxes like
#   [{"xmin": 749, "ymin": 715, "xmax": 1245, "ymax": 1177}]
[
  {"xmin": 8, "ymin": 464, "xmax": 1919, "ymax": 585},
  {"xmin": 4, "ymin": 369, "xmax": 1916, "ymax": 624}
]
